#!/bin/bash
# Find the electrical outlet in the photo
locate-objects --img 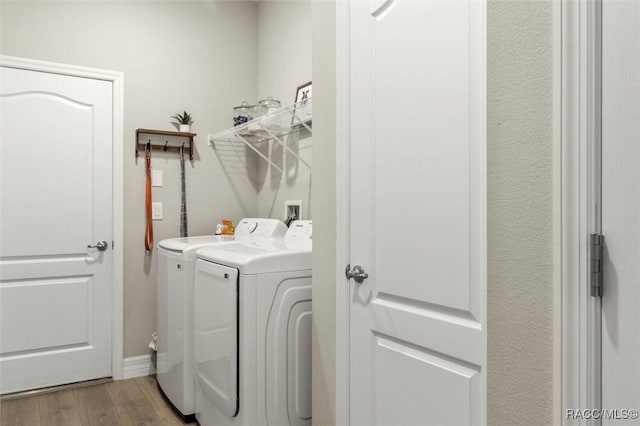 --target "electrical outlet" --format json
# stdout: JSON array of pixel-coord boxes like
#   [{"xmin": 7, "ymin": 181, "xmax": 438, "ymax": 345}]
[
  {"xmin": 284, "ymin": 200, "xmax": 303, "ymax": 222},
  {"xmin": 152, "ymin": 202, "xmax": 163, "ymax": 220},
  {"xmin": 152, "ymin": 169, "xmax": 163, "ymax": 187}
]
